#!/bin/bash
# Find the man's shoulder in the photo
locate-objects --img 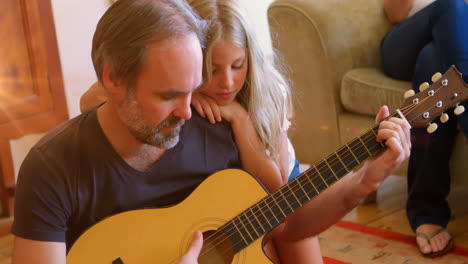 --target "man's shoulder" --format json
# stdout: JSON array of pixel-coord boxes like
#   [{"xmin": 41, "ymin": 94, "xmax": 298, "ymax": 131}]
[
  {"xmin": 186, "ymin": 111, "xmax": 233, "ymax": 136},
  {"xmin": 34, "ymin": 110, "xmax": 97, "ymax": 155}
]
